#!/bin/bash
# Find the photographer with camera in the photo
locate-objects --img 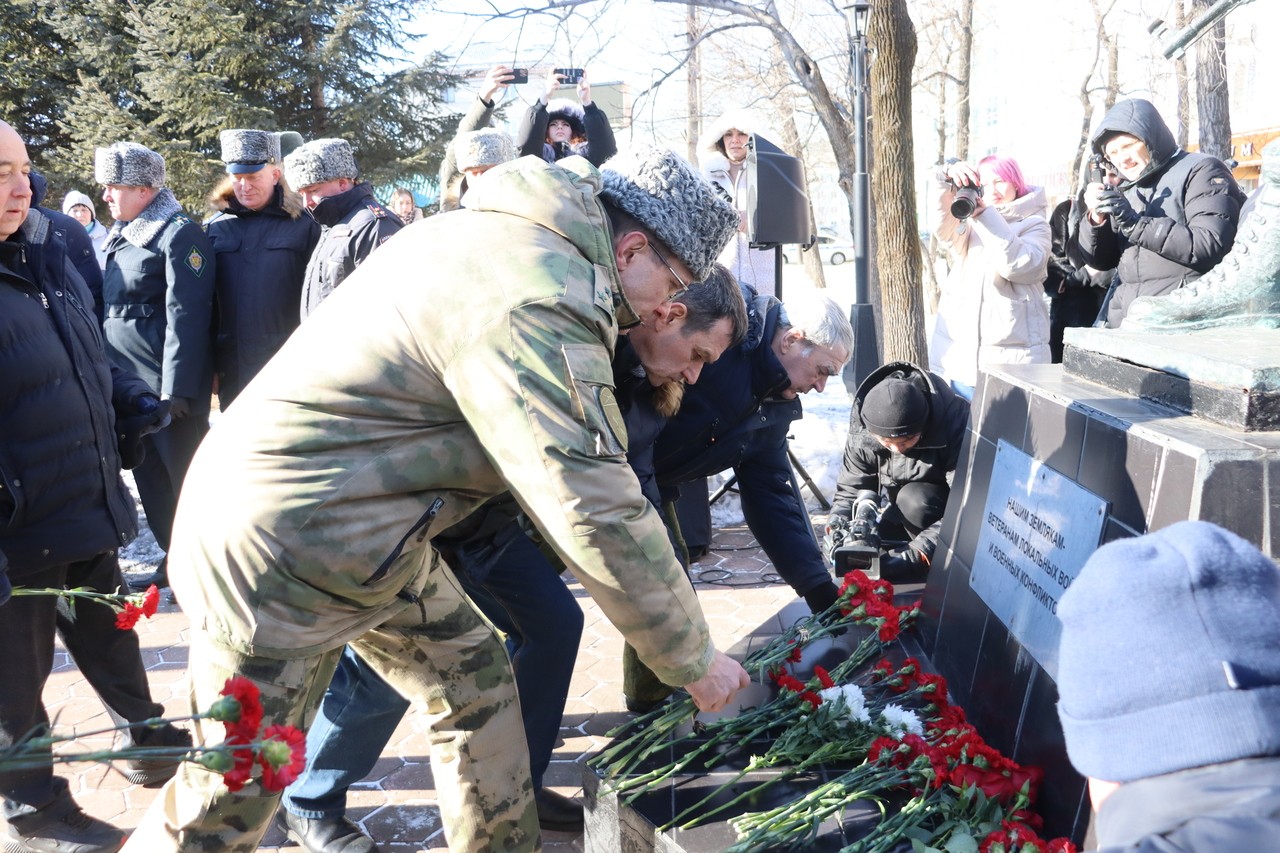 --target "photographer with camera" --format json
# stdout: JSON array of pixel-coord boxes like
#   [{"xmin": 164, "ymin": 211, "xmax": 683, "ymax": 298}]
[
  {"xmin": 927, "ymin": 155, "xmax": 1051, "ymax": 400},
  {"xmin": 1075, "ymin": 98, "xmax": 1244, "ymax": 328},
  {"xmin": 827, "ymin": 362, "xmax": 970, "ymax": 583},
  {"xmin": 515, "ymin": 67, "xmax": 617, "ymax": 167}
]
